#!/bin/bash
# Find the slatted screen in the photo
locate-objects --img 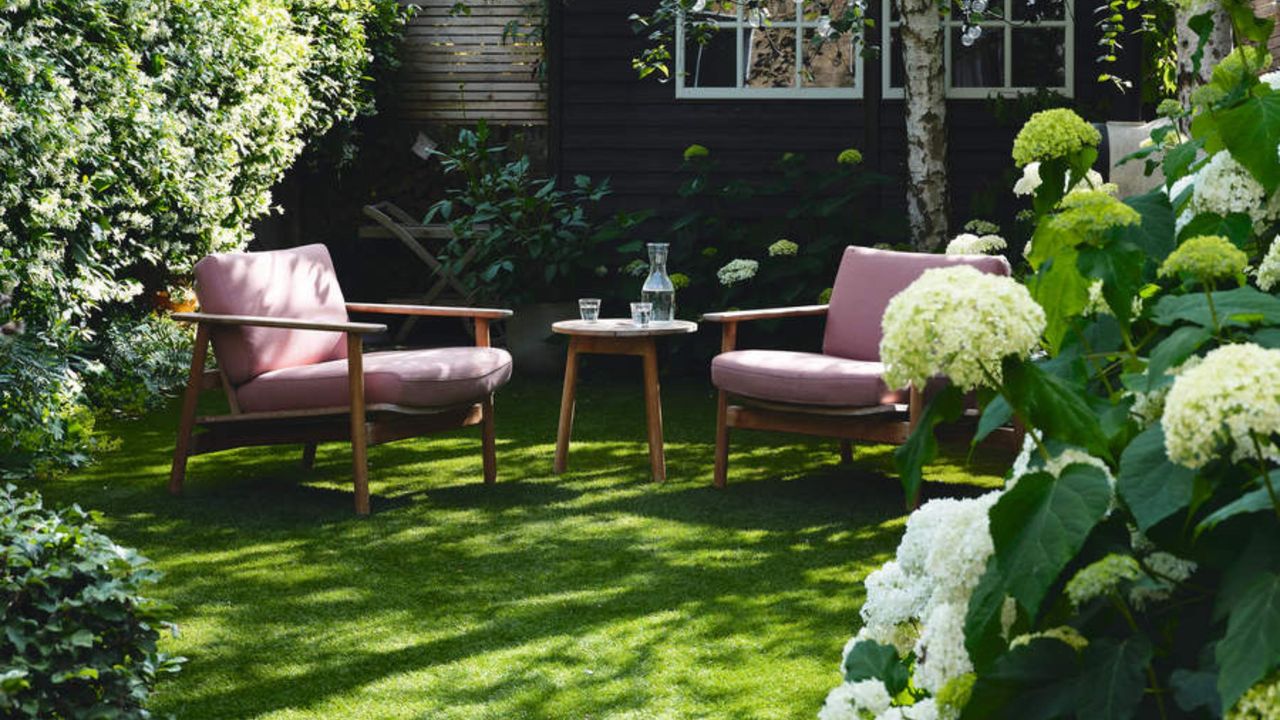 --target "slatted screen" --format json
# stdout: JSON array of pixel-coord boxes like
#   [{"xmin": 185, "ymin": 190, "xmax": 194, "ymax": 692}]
[{"xmin": 397, "ymin": 0, "xmax": 547, "ymax": 125}]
